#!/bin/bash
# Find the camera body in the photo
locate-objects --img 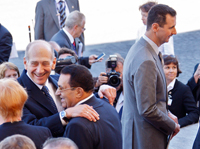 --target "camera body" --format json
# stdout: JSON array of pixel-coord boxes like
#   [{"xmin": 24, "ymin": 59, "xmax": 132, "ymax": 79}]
[
  {"xmin": 55, "ymin": 56, "xmax": 77, "ymax": 74},
  {"xmin": 104, "ymin": 55, "xmax": 121, "ymax": 87}
]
